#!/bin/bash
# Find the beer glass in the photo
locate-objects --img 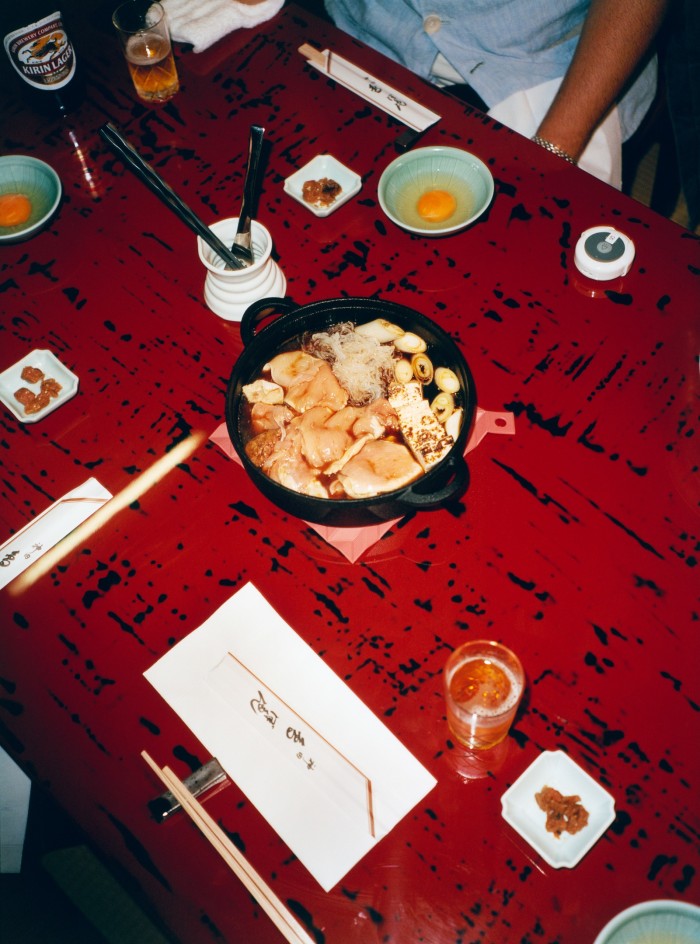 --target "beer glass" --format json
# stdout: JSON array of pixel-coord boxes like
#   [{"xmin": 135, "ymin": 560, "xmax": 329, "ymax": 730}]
[
  {"xmin": 444, "ymin": 640, "xmax": 524, "ymax": 750},
  {"xmin": 112, "ymin": 1, "xmax": 179, "ymax": 104}
]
